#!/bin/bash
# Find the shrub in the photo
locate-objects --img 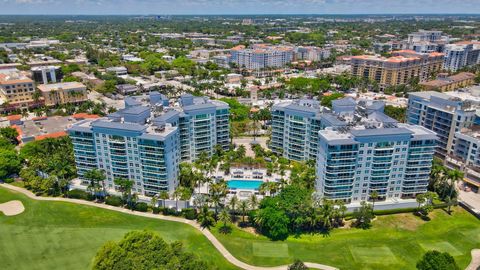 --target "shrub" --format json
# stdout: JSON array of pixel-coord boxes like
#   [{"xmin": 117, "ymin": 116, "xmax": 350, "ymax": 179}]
[
  {"xmin": 162, "ymin": 207, "xmax": 179, "ymax": 216},
  {"xmin": 67, "ymin": 189, "xmax": 94, "ymax": 201},
  {"xmin": 181, "ymin": 208, "xmax": 197, "ymax": 220},
  {"xmin": 152, "ymin": 207, "xmax": 161, "ymax": 214},
  {"xmin": 4, "ymin": 178, "xmax": 14, "ymax": 183},
  {"xmin": 134, "ymin": 202, "xmax": 148, "ymax": 212},
  {"xmin": 105, "ymin": 195, "xmax": 123, "ymax": 207}
]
